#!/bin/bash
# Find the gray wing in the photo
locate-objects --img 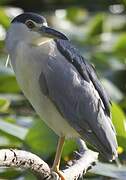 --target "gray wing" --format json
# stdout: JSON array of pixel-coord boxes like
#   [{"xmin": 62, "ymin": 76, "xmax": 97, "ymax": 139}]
[
  {"xmin": 55, "ymin": 39, "xmax": 111, "ymax": 116},
  {"xmin": 39, "ymin": 40, "xmax": 117, "ymax": 160}
]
